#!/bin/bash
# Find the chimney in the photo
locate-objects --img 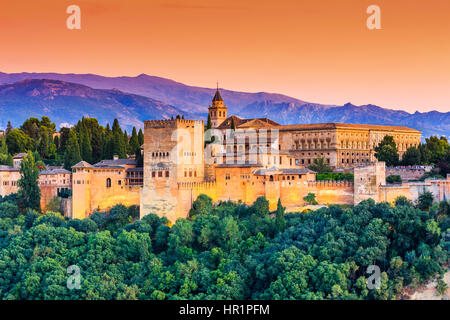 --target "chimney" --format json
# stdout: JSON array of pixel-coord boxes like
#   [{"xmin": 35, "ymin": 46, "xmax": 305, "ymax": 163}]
[{"xmin": 113, "ymin": 155, "xmax": 119, "ymax": 160}]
